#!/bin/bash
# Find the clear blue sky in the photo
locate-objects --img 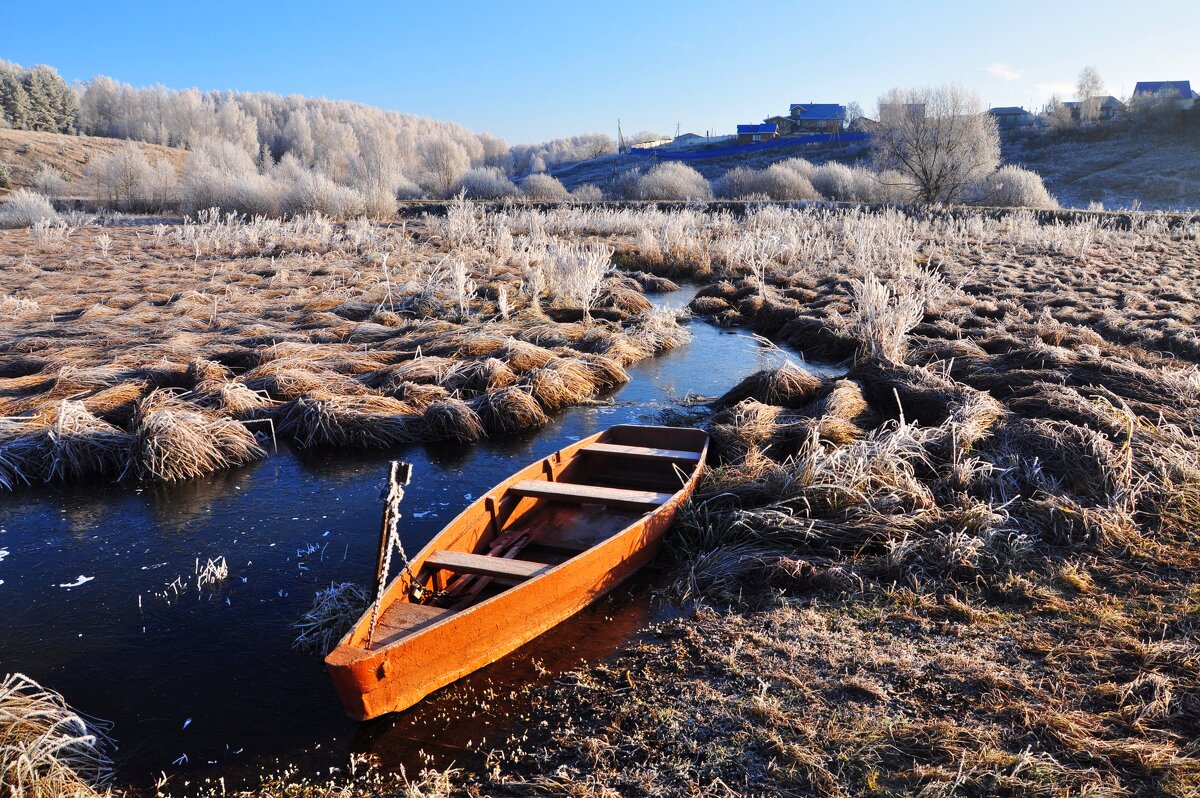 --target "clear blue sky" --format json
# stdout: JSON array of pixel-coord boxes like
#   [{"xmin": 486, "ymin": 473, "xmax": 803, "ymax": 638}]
[{"xmin": 5, "ymin": 0, "xmax": 1198, "ymax": 143}]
